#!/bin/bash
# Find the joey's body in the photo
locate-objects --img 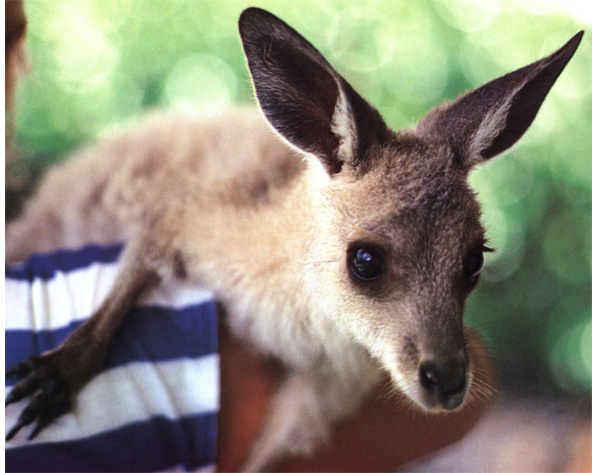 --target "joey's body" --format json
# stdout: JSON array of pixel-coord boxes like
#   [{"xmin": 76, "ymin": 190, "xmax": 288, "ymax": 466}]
[
  {"xmin": 7, "ymin": 109, "xmax": 368, "ymax": 374},
  {"xmin": 5, "ymin": 7, "xmax": 583, "ymax": 472},
  {"xmin": 7, "ymin": 108, "xmax": 381, "ymax": 466}
]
